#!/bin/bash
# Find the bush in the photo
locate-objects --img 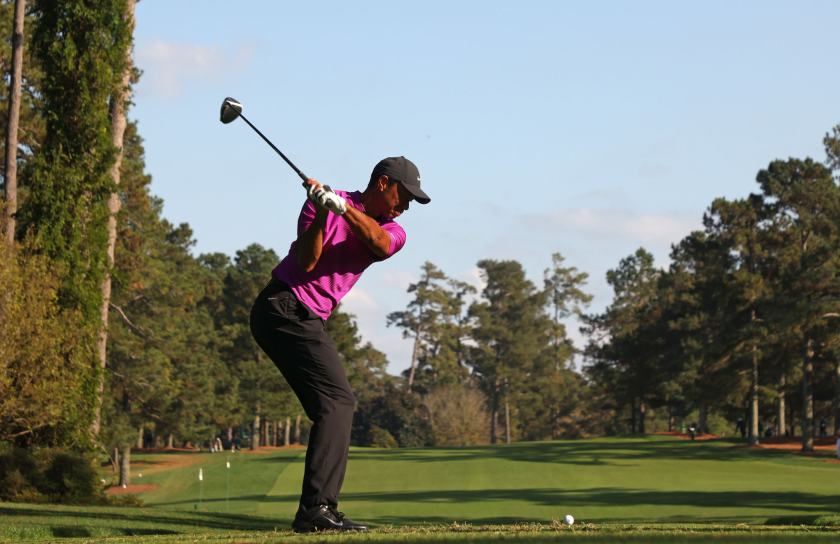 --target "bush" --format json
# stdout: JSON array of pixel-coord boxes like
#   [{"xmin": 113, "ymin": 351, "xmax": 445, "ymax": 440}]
[
  {"xmin": 424, "ymin": 386, "xmax": 490, "ymax": 446},
  {"xmin": 366, "ymin": 427, "xmax": 399, "ymax": 448},
  {"xmin": 352, "ymin": 384, "xmax": 431, "ymax": 447},
  {"xmin": 0, "ymin": 445, "xmax": 109, "ymax": 504},
  {"xmin": 0, "ymin": 230, "xmax": 94, "ymax": 448}
]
